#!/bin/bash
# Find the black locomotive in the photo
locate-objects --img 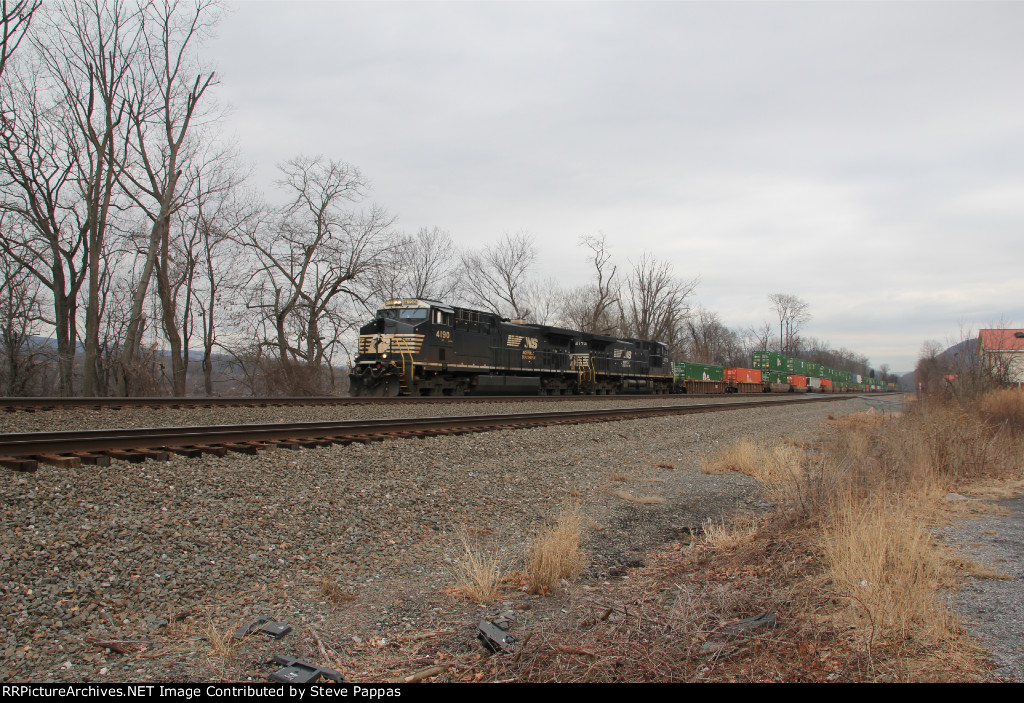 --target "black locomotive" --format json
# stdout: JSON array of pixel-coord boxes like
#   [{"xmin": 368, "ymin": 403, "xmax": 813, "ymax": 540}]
[{"xmin": 348, "ymin": 299, "xmax": 674, "ymax": 396}]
